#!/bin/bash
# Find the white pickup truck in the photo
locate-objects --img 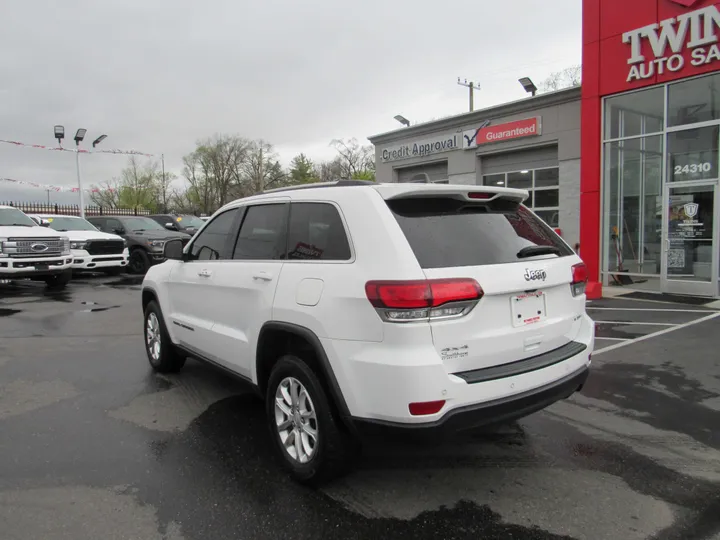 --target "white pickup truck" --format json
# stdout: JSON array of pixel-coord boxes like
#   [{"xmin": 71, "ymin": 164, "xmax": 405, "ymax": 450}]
[{"xmin": 0, "ymin": 205, "xmax": 74, "ymax": 289}]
